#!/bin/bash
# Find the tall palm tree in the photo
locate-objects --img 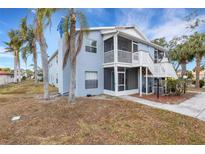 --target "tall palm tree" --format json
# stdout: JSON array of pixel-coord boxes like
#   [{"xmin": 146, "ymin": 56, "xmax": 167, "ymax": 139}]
[
  {"xmin": 4, "ymin": 30, "xmax": 23, "ymax": 83},
  {"xmin": 58, "ymin": 8, "xmax": 88, "ymax": 102},
  {"xmin": 20, "ymin": 17, "xmax": 38, "ymax": 84},
  {"xmin": 33, "ymin": 9, "xmax": 57, "ymax": 99},
  {"xmin": 188, "ymin": 32, "xmax": 205, "ymax": 88},
  {"xmin": 169, "ymin": 36, "xmax": 194, "ymax": 77}
]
